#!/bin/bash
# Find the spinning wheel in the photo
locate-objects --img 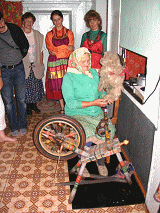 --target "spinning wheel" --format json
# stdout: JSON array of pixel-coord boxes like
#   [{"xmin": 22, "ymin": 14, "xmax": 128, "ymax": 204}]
[
  {"xmin": 33, "ymin": 113, "xmax": 133, "ymax": 204},
  {"xmin": 33, "ymin": 114, "xmax": 86, "ymax": 160}
]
